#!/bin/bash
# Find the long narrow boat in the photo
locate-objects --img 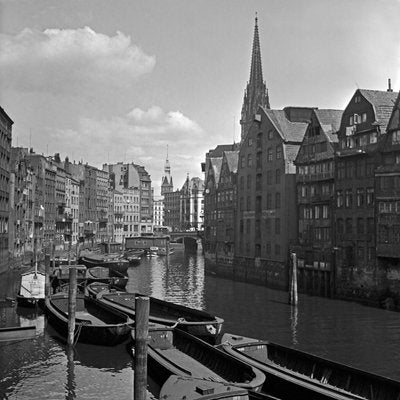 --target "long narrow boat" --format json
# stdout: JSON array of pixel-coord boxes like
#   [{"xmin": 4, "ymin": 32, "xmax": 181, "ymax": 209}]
[
  {"xmin": 158, "ymin": 375, "xmax": 251, "ymax": 400},
  {"xmin": 220, "ymin": 333, "xmax": 400, "ymax": 400},
  {"xmin": 86, "ymin": 266, "xmax": 128, "ymax": 289},
  {"xmin": 134, "ymin": 326, "xmax": 265, "ymax": 393},
  {"xmin": 86, "ymin": 282, "xmax": 224, "ymax": 344},
  {"xmin": 79, "ymin": 252, "xmax": 130, "ymax": 274},
  {"xmin": 45, "ymin": 292, "xmax": 133, "ymax": 346},
  {"xmin": 16, "ymin": 267, "xmax": 46, "ymax": 308}
]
